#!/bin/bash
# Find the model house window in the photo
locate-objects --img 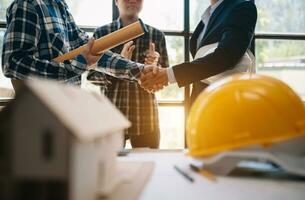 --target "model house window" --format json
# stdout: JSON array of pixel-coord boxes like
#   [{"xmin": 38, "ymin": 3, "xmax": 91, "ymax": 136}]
[{"xmin": 42, "ymin": 128, "xmax": 54, "ymax": 161}]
